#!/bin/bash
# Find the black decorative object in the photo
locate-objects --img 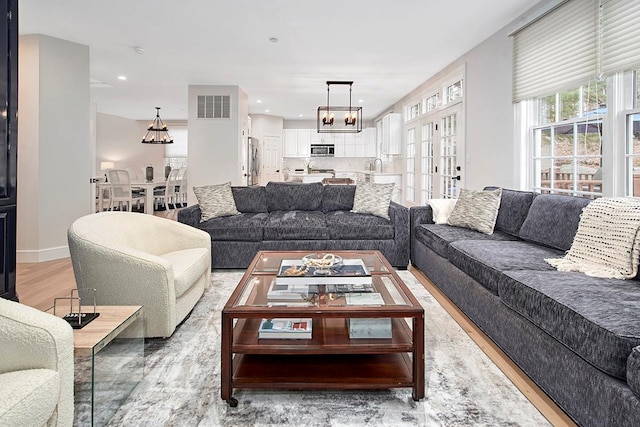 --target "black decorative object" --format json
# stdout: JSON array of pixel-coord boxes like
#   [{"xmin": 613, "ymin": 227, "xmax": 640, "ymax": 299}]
[
  {"xmin": 54, "ymin": 289, "xmax": 100, "ymax": 329},
  {"xmin": 146, "ymin": 164, "xmax": 154, "ymax": 182}
]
